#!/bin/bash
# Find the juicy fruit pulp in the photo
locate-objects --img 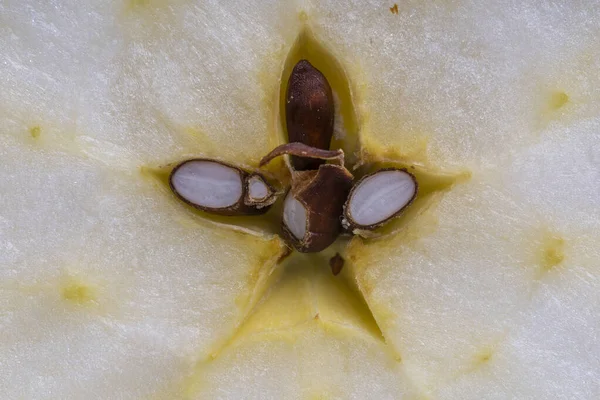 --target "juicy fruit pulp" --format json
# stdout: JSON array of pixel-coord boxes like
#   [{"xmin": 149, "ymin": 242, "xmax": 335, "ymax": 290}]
[{"xmin": 1, "ymin": 1, "xmax": 600, "ymax": 400}]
